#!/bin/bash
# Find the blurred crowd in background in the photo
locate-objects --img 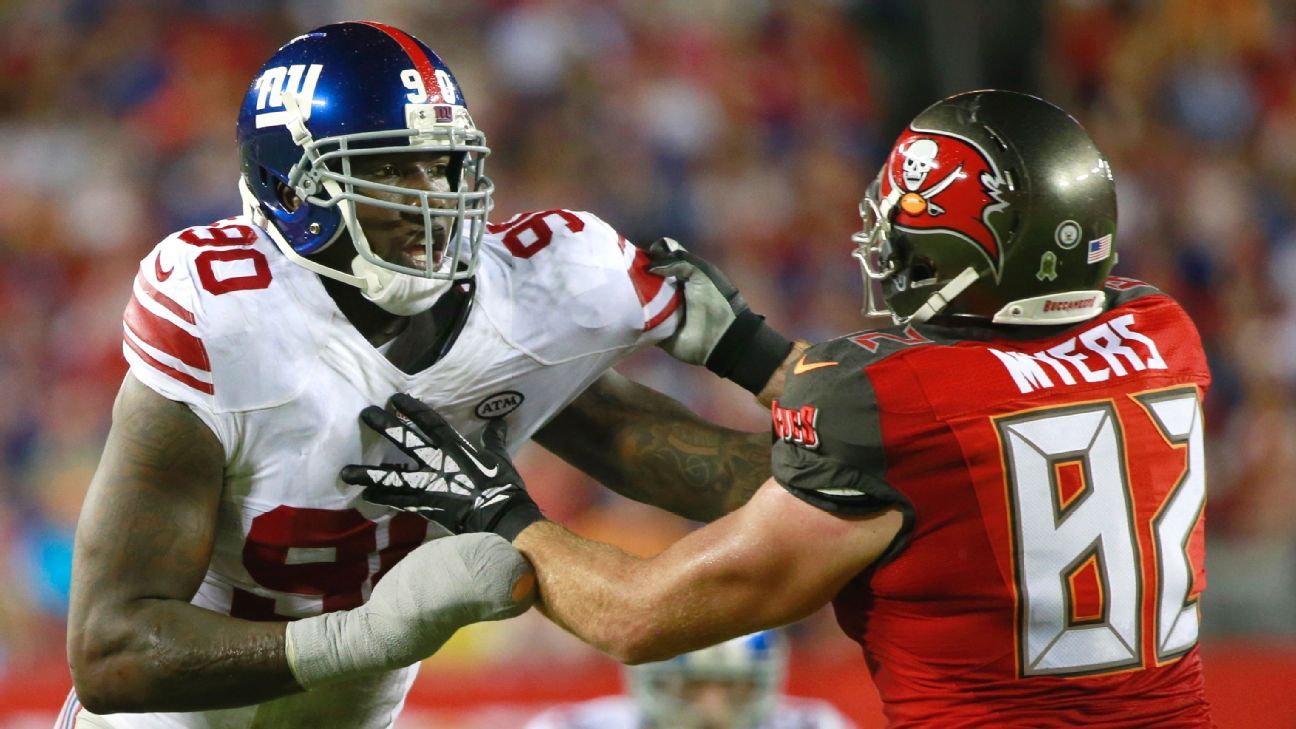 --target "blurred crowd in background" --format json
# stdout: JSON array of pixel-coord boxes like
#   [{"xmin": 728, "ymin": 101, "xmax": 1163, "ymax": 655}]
[{"xmin": 0, "ymin": 0, "xmax": 1293, "ymax": 690}]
